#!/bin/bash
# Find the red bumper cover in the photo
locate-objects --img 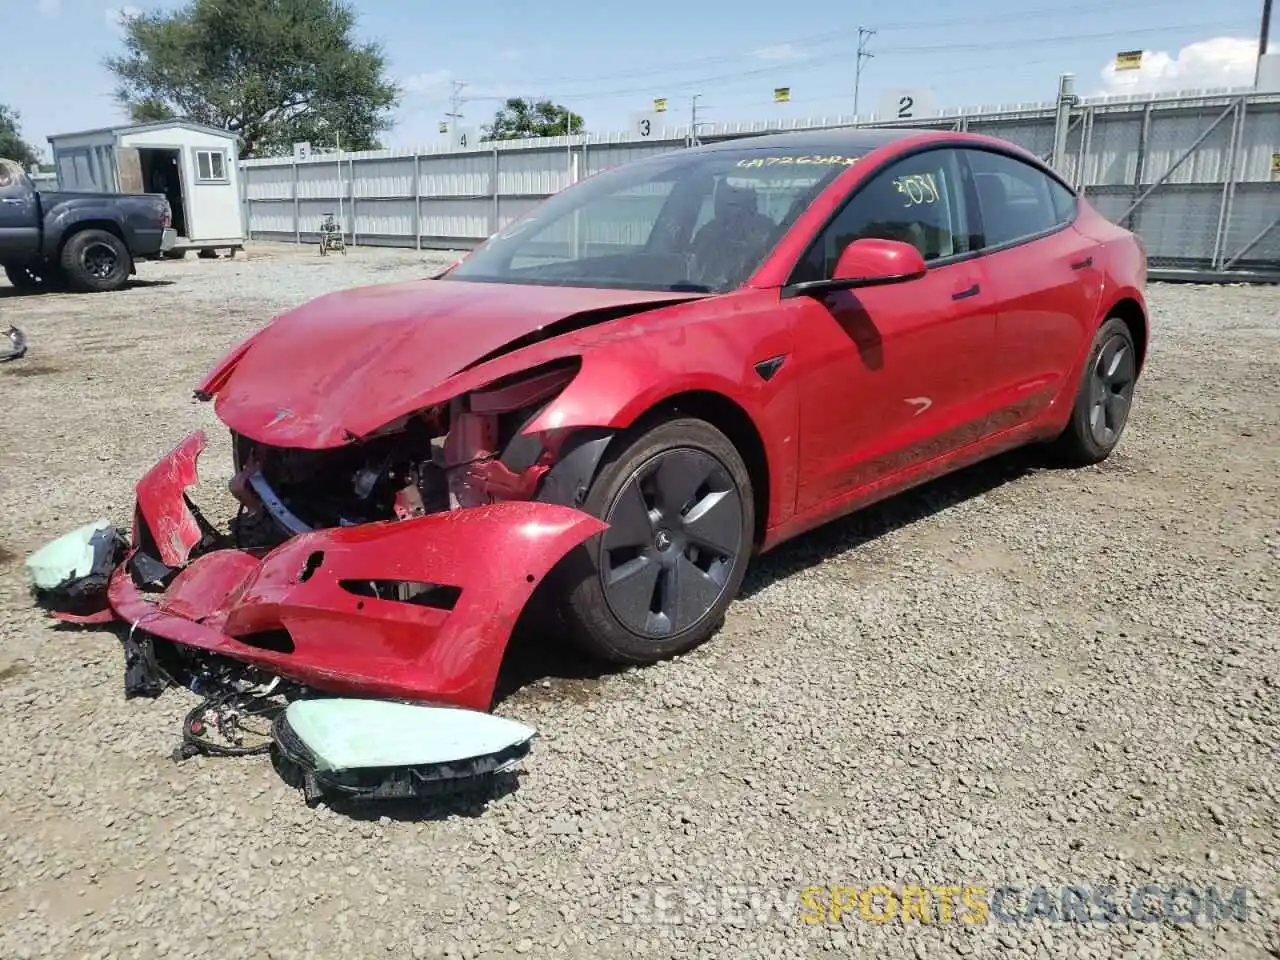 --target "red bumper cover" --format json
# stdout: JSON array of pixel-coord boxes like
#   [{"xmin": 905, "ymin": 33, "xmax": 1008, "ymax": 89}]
[{"xmin": 106, "ymin": 431, "xmax": 605, "ymax": 710}]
